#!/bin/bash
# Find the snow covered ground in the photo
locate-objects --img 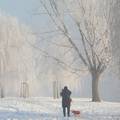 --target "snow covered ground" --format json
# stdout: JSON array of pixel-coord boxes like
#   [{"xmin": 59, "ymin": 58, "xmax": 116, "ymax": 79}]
[{"xmin": 0, "ymin": 97, "xmax": 119, "ymax": 120}]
